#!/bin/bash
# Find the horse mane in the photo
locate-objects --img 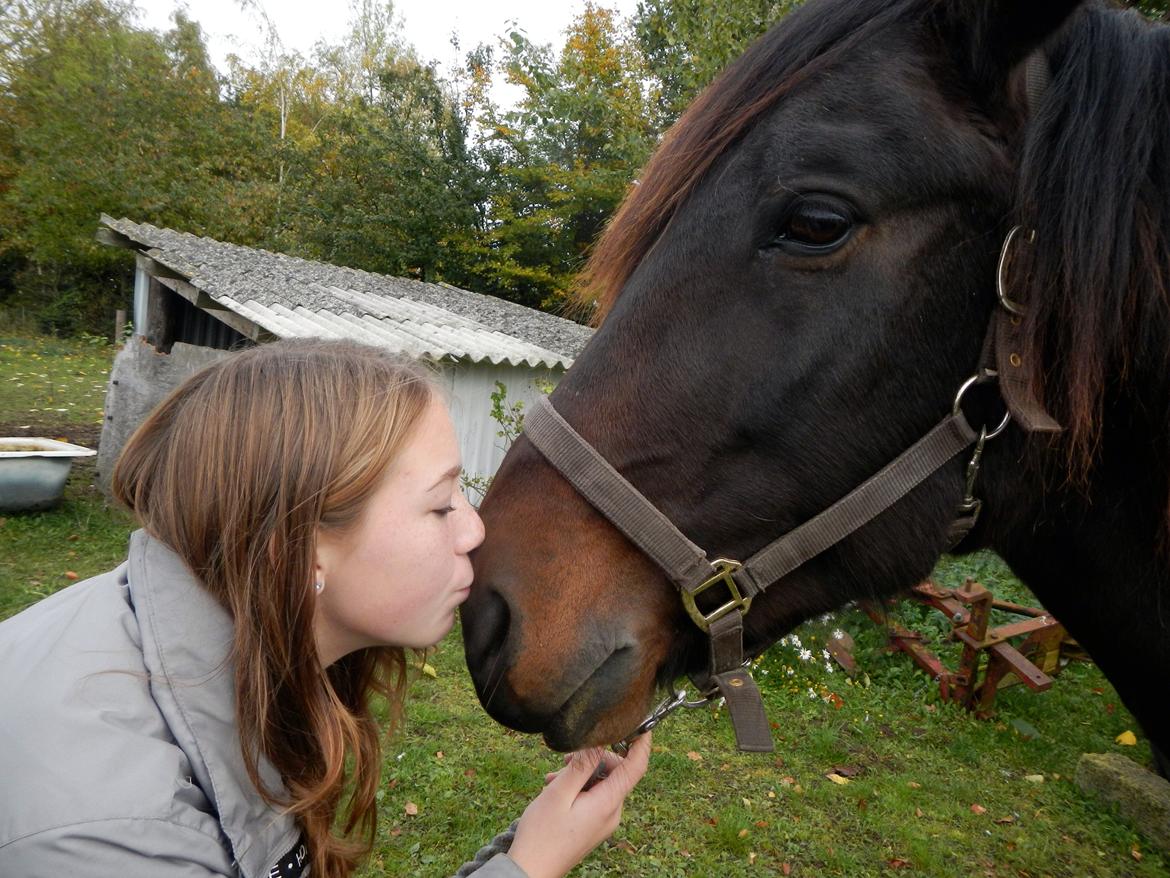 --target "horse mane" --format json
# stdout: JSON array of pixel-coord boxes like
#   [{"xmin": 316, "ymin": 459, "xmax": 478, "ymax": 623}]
[
  {"xmin": 577, "ymin": 0, "xmax": 917, "ymax": 323},
  {"xmin": 1017, "ymin": 4, "xmax": 1170, "ymax": 478}
]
